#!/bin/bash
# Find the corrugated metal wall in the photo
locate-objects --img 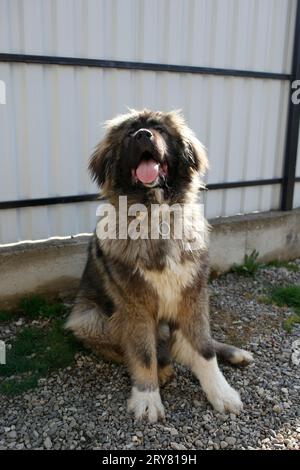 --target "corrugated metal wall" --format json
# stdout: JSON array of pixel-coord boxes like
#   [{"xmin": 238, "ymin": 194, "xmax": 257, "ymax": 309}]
[
  {"xmin": 0, "ymin": 0, "xmax": 296, "ymax": 71},
  {"xmin": 0, "ymin": 0, "xmax": 298, "ymax": 244}
]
